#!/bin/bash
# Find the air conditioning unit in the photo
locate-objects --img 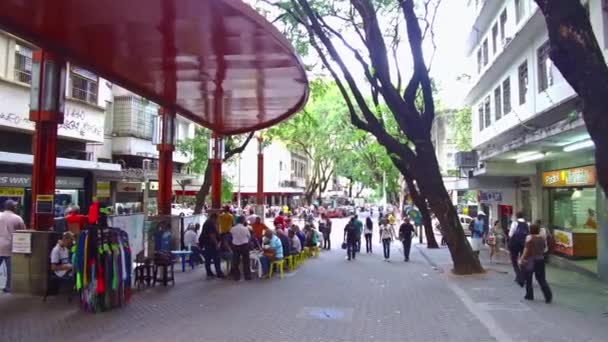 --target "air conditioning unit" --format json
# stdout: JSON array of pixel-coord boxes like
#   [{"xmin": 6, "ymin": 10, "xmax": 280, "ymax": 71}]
[{"xmin": 455, "ymin": 151, "xmax": 478, "ymax": 168}]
